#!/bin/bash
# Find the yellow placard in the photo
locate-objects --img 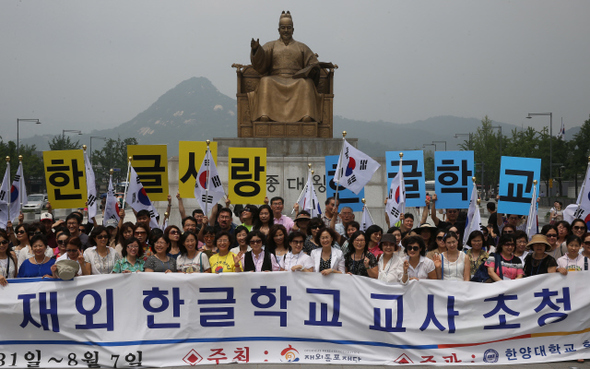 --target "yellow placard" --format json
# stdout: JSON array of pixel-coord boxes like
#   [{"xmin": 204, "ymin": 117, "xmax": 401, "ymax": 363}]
[
  {"xmin": 178, "ymin": 141, "xmax": 218, "ymax": 198},
  {"xmin": 228, "ymin": 147, "xmax": 266, "ymax": 205},
  {"xmin": 127, "ymin": 145, "xmax": 169, "ymax": 201},
  {"xmin": 43, "ymin": 150, "xmax": 87, "ymax": 209}
]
